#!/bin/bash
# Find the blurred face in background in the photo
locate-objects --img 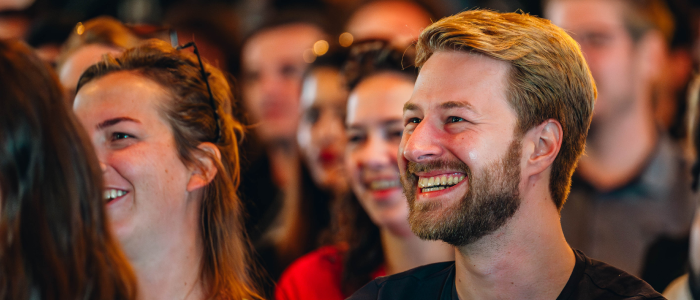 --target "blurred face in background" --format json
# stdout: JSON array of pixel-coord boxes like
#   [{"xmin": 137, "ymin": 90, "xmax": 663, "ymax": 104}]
[
  {"xmin": 345, "ymin": 0, "xmax": 432, "ymax": 47},
  {"xmin": 546, "ymin": 0, "xmax": 638, "ymax": 125},
  {"xmin": 298, "ymin": 67, "xmax": 349, "ymax": 193},
  {"xmin": 59, "ymin": 44, "xmax": 122, "ymax": 102},
  {"xmin": 241, "ymin": 23, "xmax": 325, "ymax": 144},
  {"xmin": 345, "ymin": 72, "xmax": 413, "ymax": 236},
  {"xmin": 74, "ymin": 71, "xmax": 199, "ymax": 254}
]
